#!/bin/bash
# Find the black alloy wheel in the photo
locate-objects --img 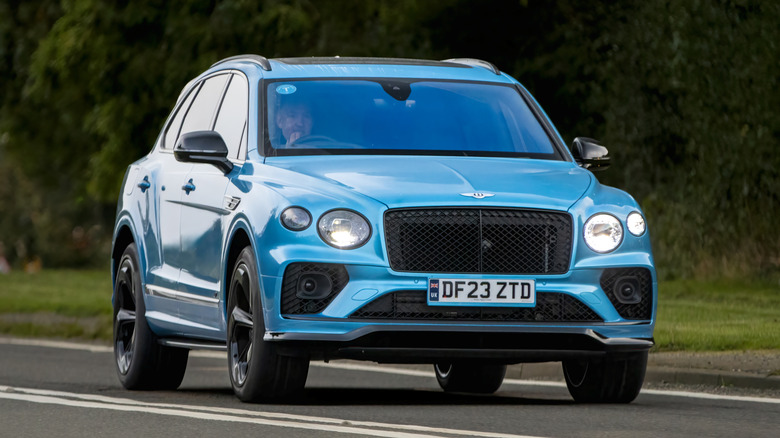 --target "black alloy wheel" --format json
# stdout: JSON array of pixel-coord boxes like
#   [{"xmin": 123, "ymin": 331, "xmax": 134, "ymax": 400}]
[
  {"xmin": 227, "ymin": 247, "xmax": 309, "ymax": 402},
  {"xmin": 113, "ymin": 243, "xmax": 188, "ymax": 390}
]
